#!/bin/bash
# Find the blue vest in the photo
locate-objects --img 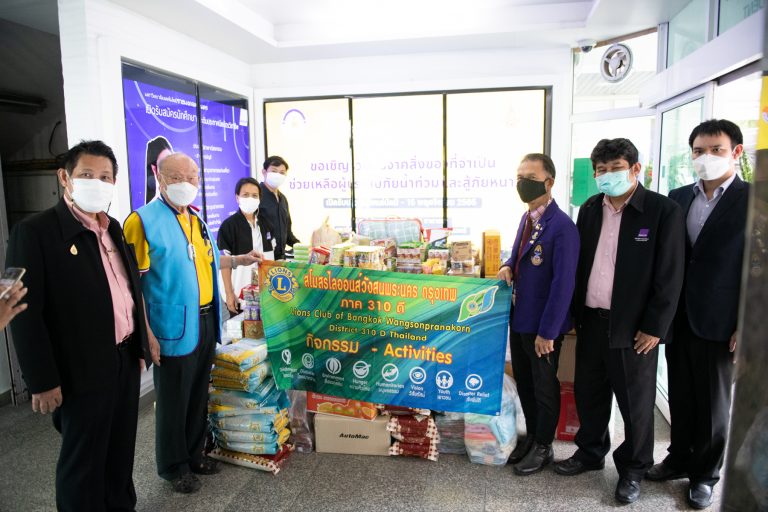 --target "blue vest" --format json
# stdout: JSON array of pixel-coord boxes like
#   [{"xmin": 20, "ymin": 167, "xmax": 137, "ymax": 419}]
[{"xmin": 136, "ymin": 198, "xmax": 221, "ymax": 356}]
